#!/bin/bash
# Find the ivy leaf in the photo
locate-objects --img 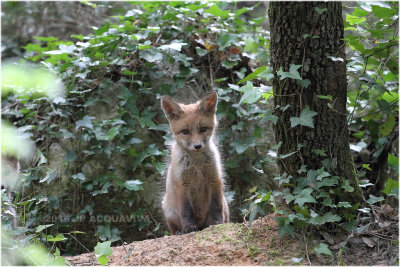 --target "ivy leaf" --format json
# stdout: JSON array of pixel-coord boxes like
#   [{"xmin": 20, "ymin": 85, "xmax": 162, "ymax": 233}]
[
  {"xmin": 205, "ymin": 4, "xmax": 230, "ymax": 19},
  {"xmin": 124, "ymin": 180, "xmax": 143, "ymax": 191},
  {"xmin": 315, "ymin": 7, "xmax": 327, "ymax": 14},
  {"xmin": 59, "ymin": 44, "xmax": 76, "ymax": 54},
  {"xmin": 36, "ymin": 224, "xmax": 54, "ymax": 233},
  {"xmin": 237, "ymin": 66, "xmax": 266, "ymax": 84},
  {"xmin": 341, "ymin": 180, "xmax": 354, "ymax": 192},
  {"xmin": 314, "ymin": 243, "xmax": 333, "ymax": 257},
  {"xmin": 338, "ymin": 202, "xmax": 352, "ymax": 208},
  {"xmin": 232, "ymin": 121, "xmax": 244, "ymax": 131},
  {"xmin": 95, "ymin": 241, "xmax": 112, "ymax": 256},
  {"xmin": 284, "ymin": 192, "xmax": 296, "ymax": 204},
  {"xmin": 253, "ymin": 126, "xmax": 263, "ymax": 138},
  {"xmin": 37, "ymin": 149, "xmax": 47, "ymax": 165},
  {"xmin": 123, "ymin": 70, "xmax": 136, "ymax": 76},
  {"xmin": 297, "ymin": 165, "xmax": 307, "ymax": 174},
  {"xmin": 274, "ymin": 216, "xmax": 294, "ymax": 237},
  {"xmin": 53, "ymin": 96, "xmax": 67, "ymax": 104},
  {"xmin": 234, "ymin": 7, "xmax": 249, "ymax": 17},
  {"xmin": 362, "ymin": 164, "xmax": 372, "ymax": 171},
  {"xmin": 346, "ymin": 14, "xmax": 366, "ymax": 25},
  {"xmin": 221, "ymin": 60, "xmax": 238, "ymax": 69},
  {"xmin": 260, "ymin": 109, "xmax": 278, "ymax": 124},
  {"xmin": 366, "ymin": 194, "xmax": 384, "ymax": 205},
  {"xmin": 91, "ymin": 182, "xmax": 112, "ymax": 196},
  {"xmin": 322, "ymin": 212, "xmax": 341, "ymax": 223},
  {"xmin": 248, "ymin": 203, "xmax": 265, "ymax": 226},
  {"xmin": 149, "ymin": 124, "xmax": 170, "ymax": 133},
  {"xmin": 71, "ymin": 34, "xmax": 84, "ymax": 41},
  {"xmin": 195, "ymin": 47, "xmax": 208, "ymax": 57},
  {"xmin": 39, "ymin": 169, "xmax": 58, "ymax": 184},
  {"xmin": 94, "ymin": 22, "xmax": 110, "ymax": 35},
  {"xmin": 291, "ymin": 257, "xmax": 303, "ymax": 264},
  {"xmin": 72, "ymin": 173, "xmax": 86, "ymax": 181},
  {"xmin": 97, "ymin": 256, "xmax": 109, "ymax": 266},
  {"xmin": 76, "ymin": 115, "xmax": 94, "ymax": 130},
  {"xmin": 294, "ymin": 188, "xmax": 317, "ymax": 208},
  {"xmin": 327, "ymin": 56, "xmax": 344, "ymax": 62},
  {"xmin": 279, "ymin": 151, "xmax": 297, "ymax": 159},
  {"xmin": 382, "ymin": 178, "xmax": 399, "ymax": 197},
  {"xmin": 140, "ymin": 49, "xmax": 163, "ymax": 62},
  {"xmin": 60, "ymin": 129, "xmax": 75, "ymax": 139},
  {"xmin": 47, "ymin": 234, "xmax": 67, "ymax": 242},
  {"xmin": 388, "ymin": 153, "xmax": 399, "ymax": 172},
  {"xmin": 316, "ymin": 171, "xmax": 331, "ymax": 181},
  {"xmin": 258, "ymin": 68, "xmax": 274, "ymax": 81},
  {"xmin": 297, "ymin": 79, "xmax": 310, "ymax": 88},
  {"xmin": 377, "ymin": 99, "xmax": 392, "ymax": 115},
  {"xmin": 359, "ymin": 179, "xmax": 374, "ymax": 188},
  {"xmin": 317, "ymin": 95, "xmax": 333, "ymax": 101},
  {"xmin": 95, "ymin": 241, "xmax": 112, "ymax": 266},
  {"xmin": 216, "ymin": 33, "xmax": 238, "ymax": 50},
  {"xmin": 280, "ymin": 64, "xmax": 302, "ymax": 80},
  {"xmin": 159, "ymin": 41, "xmax": 187, "ymax": 51},
  {"xmin": 352, "ymin": 8, "xmax": 370, "ymax": 17},
  {"xmin": 64, "ymin": 150, "xmax": 77, "ymax": 163},
  {"xmin": 230, "ymin": 136, "xmax": 256, "ymax": 154},
  {"xmin": 290, "ymin": 107, "xmax": 318, "ymax": 128},
  {"xmin": 315, "ymin": 149, "xmax": 327, "ymax": 157},
  {"xmin": 371, "ymin": 5, "xmax": 397, "ymax": 18},
  {"xmin": 106, "ymin": 126, "xmax": 120, "ymax": 141},
  {"xmin": 239, "ymin": 82, "xmax": 264, "ymax": 104}
]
